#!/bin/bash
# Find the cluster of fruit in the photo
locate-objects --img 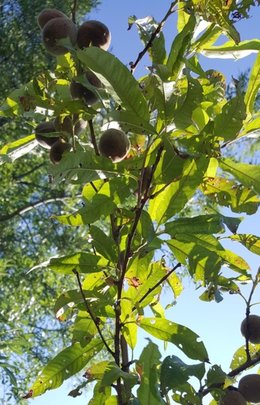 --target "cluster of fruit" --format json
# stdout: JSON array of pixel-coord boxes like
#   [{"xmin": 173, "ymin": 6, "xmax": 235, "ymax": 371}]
[
  {"xmin": 221, "ymin": 314, "xmax": 260, "ymax": 404},
  {"xmin": 35, "ymin": 8, "xmax": 130, "ymax": 164}
]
